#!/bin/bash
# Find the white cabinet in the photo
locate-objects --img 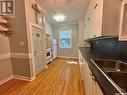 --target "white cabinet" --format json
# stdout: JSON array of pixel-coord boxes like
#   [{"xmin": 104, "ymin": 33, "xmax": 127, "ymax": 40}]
[
  {"xmin": 84, "ymin": 0, "xmax": 122, "ymax": 39},
  {"xmin": 85, "ymin": 63, "xmax": 94, "ymax": 95},
  {"xmin": 119, "ymin": 0, "xmax": 127, "ymax": 41},
  {"xmin": 85, "ymin": 0, "xmax": 103, "ymax": 39},
  {"xmin": 85, "ymin": 63, "xmax": 104, "ymax": 95},
  {"xmin": 78, "ymin": 50, "xmax": 104, "ymax": 95}
]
